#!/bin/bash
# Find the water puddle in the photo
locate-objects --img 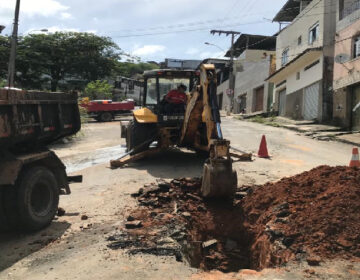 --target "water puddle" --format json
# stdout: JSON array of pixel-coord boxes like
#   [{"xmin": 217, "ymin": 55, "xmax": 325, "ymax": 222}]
[{"xmin": 62, "ymin": 145, "xmax": 127, "ymax": 173}]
